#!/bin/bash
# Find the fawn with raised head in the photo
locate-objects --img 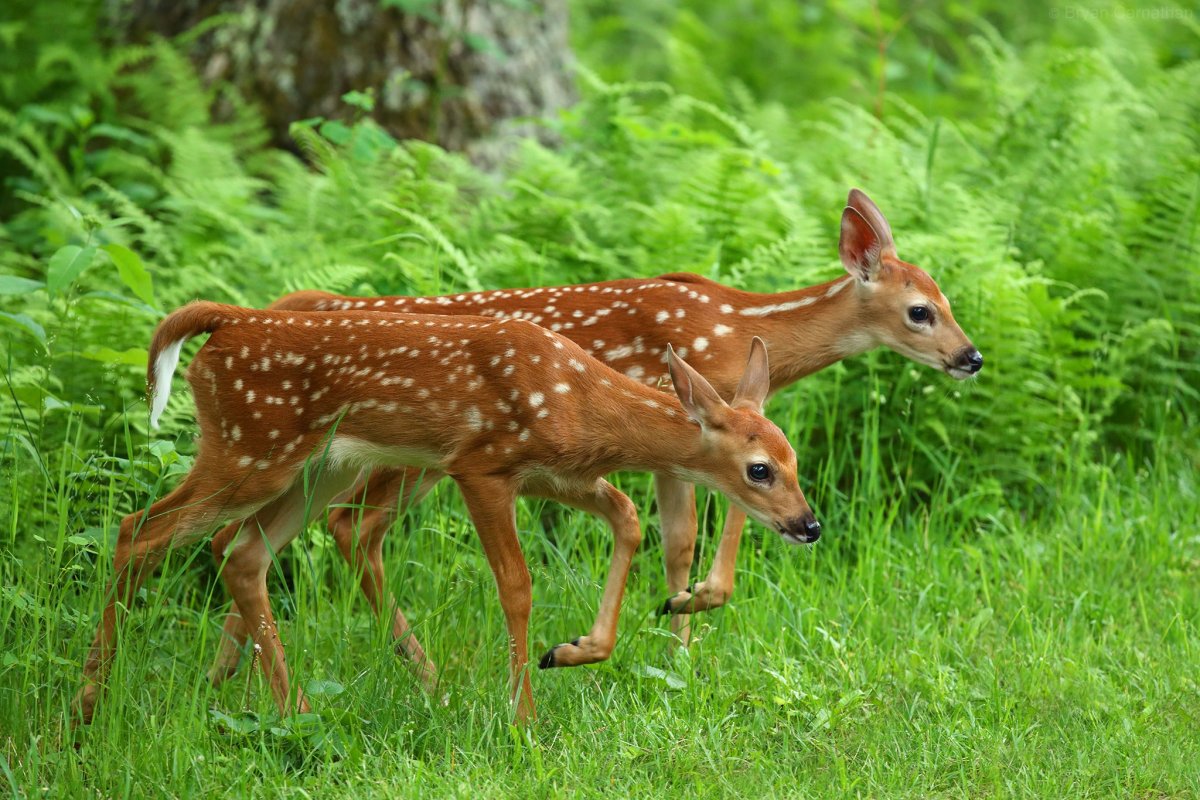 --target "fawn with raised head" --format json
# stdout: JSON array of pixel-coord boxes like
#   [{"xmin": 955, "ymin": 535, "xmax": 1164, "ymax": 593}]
[
  {"xmin": 74, "ymin": 303, "xmax": 814, "ymax": 723},
  {"xmin": 247, "ymin": 189, "xmax": 981, "ymax": 671}
]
